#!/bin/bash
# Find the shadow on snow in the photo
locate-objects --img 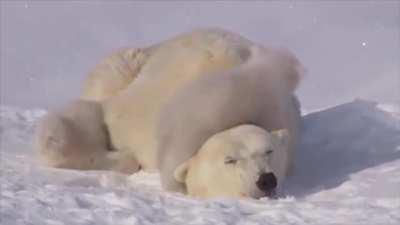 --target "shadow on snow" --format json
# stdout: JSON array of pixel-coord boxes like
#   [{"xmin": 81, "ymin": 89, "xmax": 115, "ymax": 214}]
[{"xmin": 282, "ymin": 100, "xmax": 400, "ymax": 197}]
